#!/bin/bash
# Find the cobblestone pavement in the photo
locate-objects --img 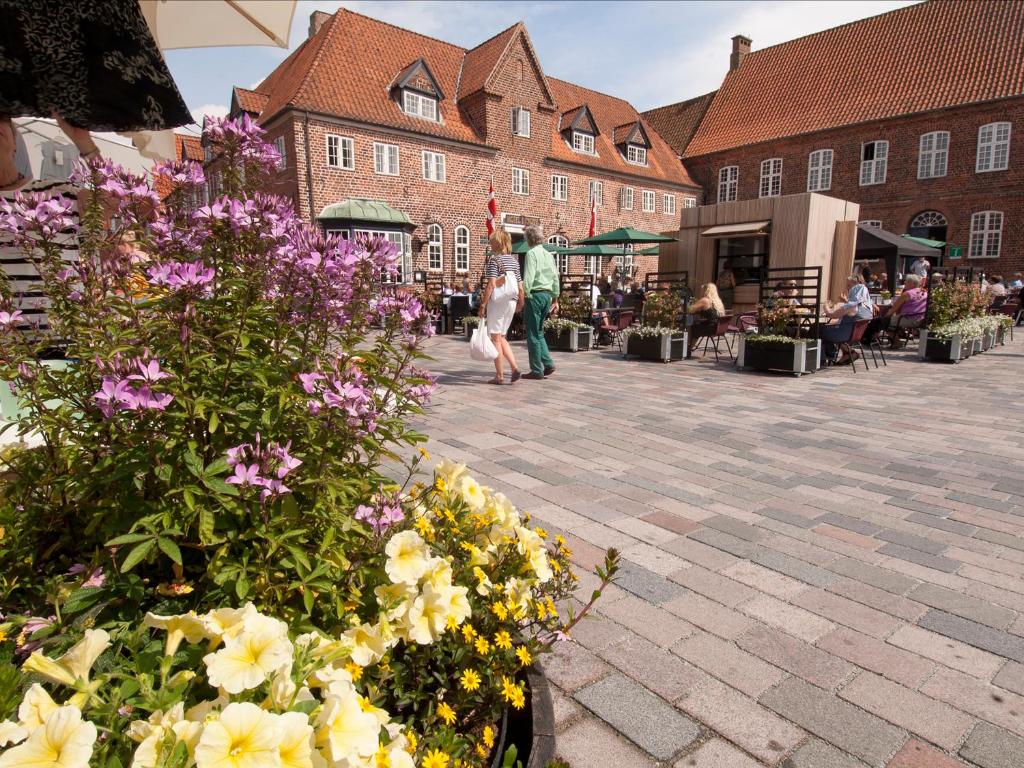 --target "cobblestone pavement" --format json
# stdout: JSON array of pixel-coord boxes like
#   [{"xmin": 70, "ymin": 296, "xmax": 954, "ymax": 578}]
[{"xmin": 413, "ymin": 334, "xmax": 1024, "ymax": 768}]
